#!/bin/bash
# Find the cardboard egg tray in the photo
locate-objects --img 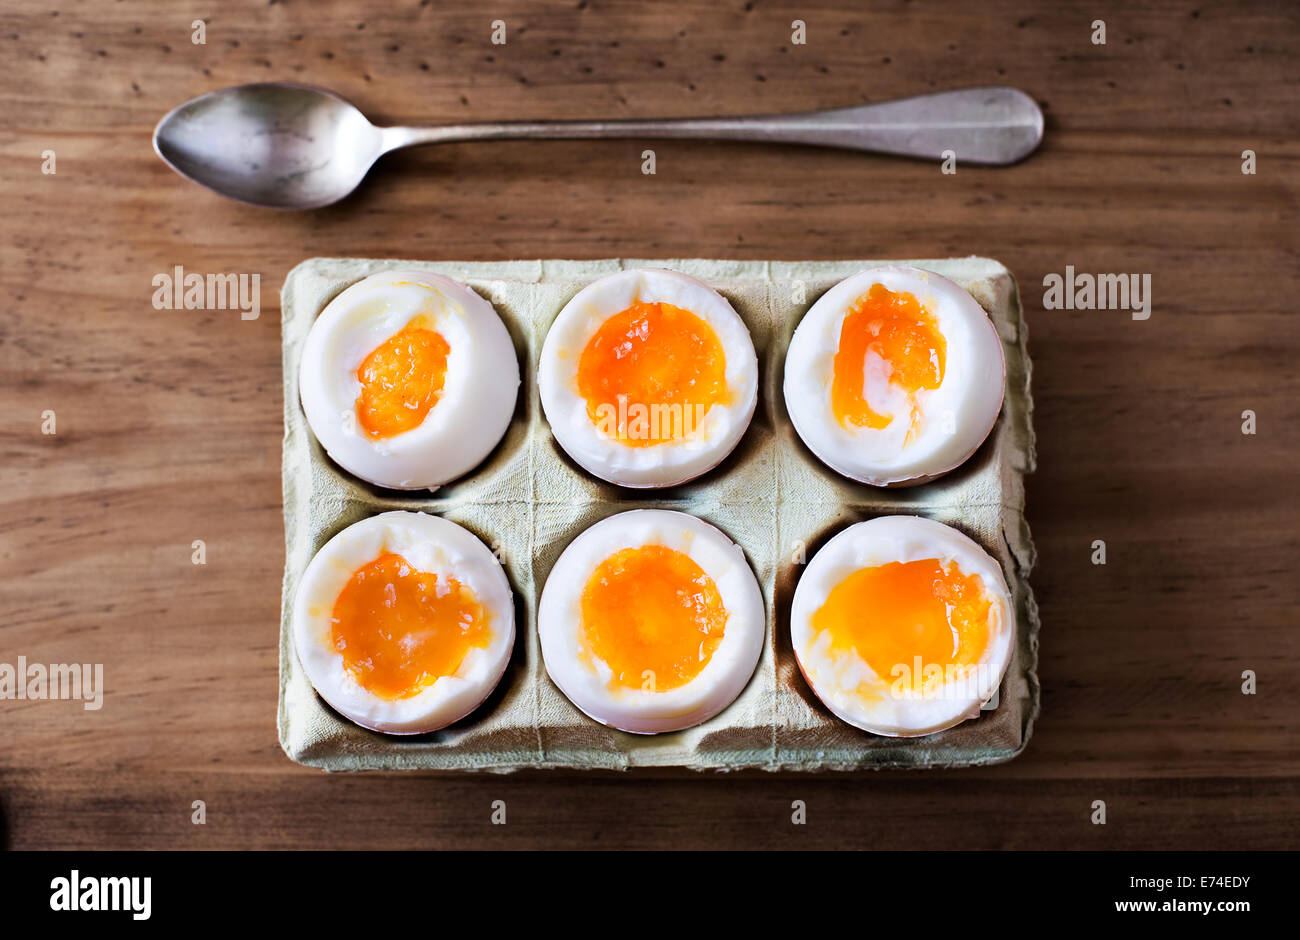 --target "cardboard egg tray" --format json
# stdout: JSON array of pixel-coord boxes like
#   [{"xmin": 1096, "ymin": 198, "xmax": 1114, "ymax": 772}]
[{"xmin": 278, "ymin": 257, "xmax": 1039, "ymax": 771}]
